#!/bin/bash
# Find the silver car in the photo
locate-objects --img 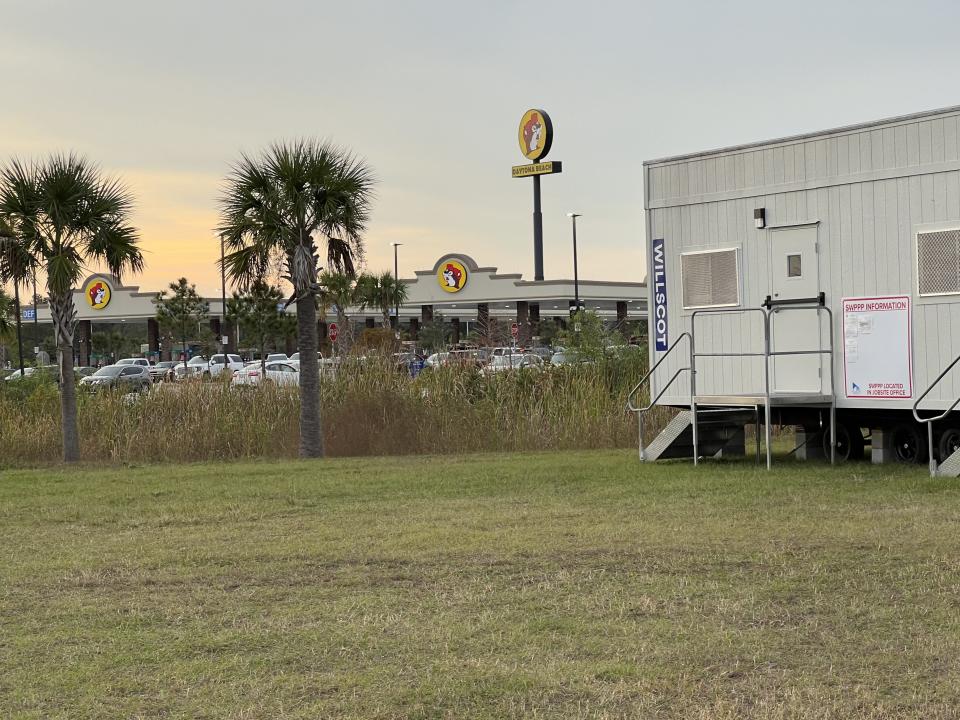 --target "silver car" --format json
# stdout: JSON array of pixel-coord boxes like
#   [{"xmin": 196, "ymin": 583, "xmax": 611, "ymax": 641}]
[{"xmin": 79, "ymin": 364, "xmax": 152, "ymax": 392}]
